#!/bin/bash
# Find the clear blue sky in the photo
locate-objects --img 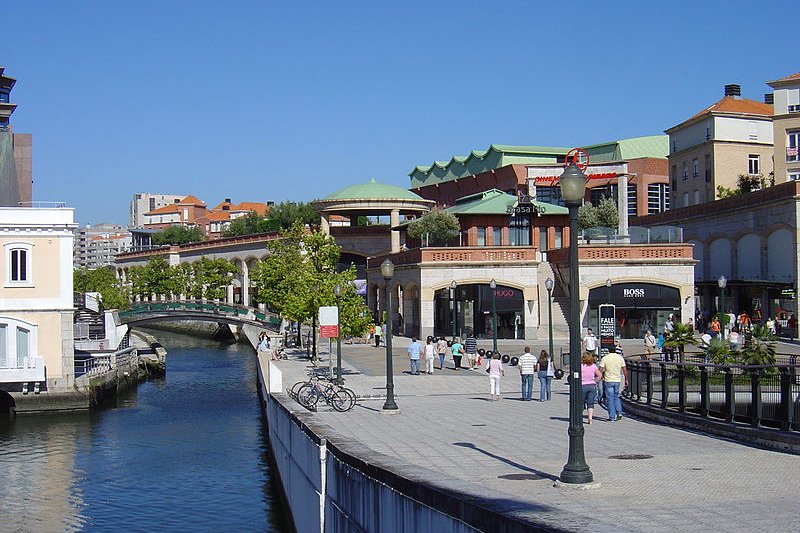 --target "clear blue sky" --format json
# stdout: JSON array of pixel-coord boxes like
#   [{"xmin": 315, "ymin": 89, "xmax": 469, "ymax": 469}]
[{"xmin": 4, "ymin": 1, "xmax": 797, "ymax": 226}]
